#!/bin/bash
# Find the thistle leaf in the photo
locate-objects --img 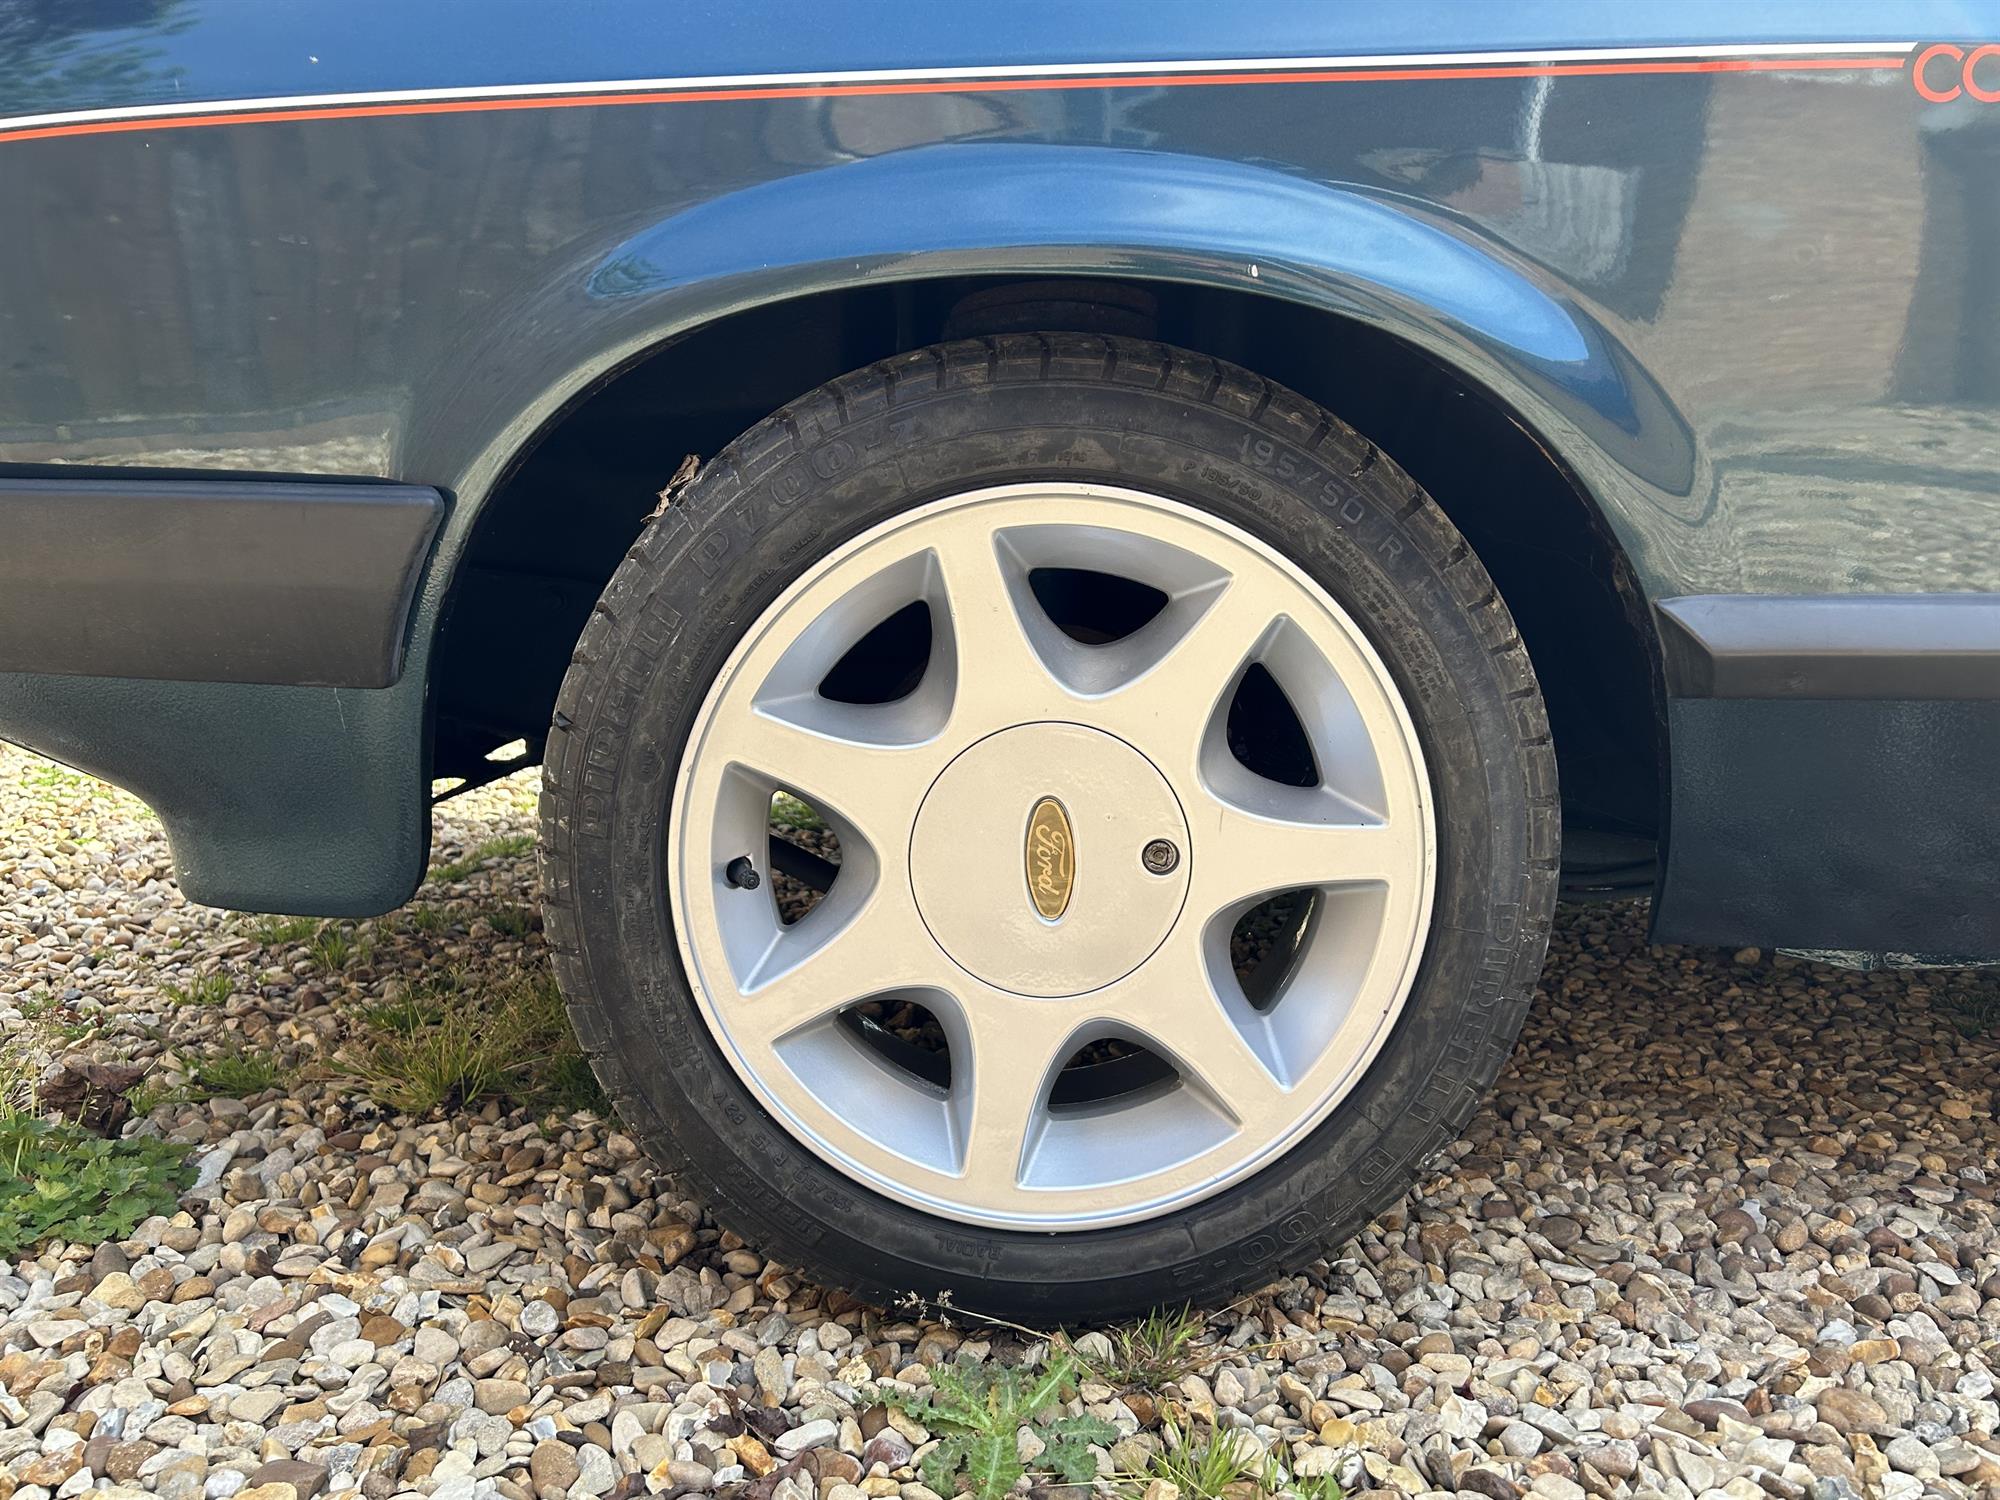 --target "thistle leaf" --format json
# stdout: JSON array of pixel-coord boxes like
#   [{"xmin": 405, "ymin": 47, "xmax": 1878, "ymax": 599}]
[
  {"xmin": 961, "ymin": 1431, "xmax": 1024, "ymax": 1500},
  {"xmin": 921, "ymin": 1435, "xmax": 970, "ymax": 1495},
  {"xmin": 1043, "ymin": 1415, "xmax": 1118, "ymax": 1445},
  {"xmin": 1016, "ymin": 1351, "xmax": 1078, "ymax": 1421}
]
